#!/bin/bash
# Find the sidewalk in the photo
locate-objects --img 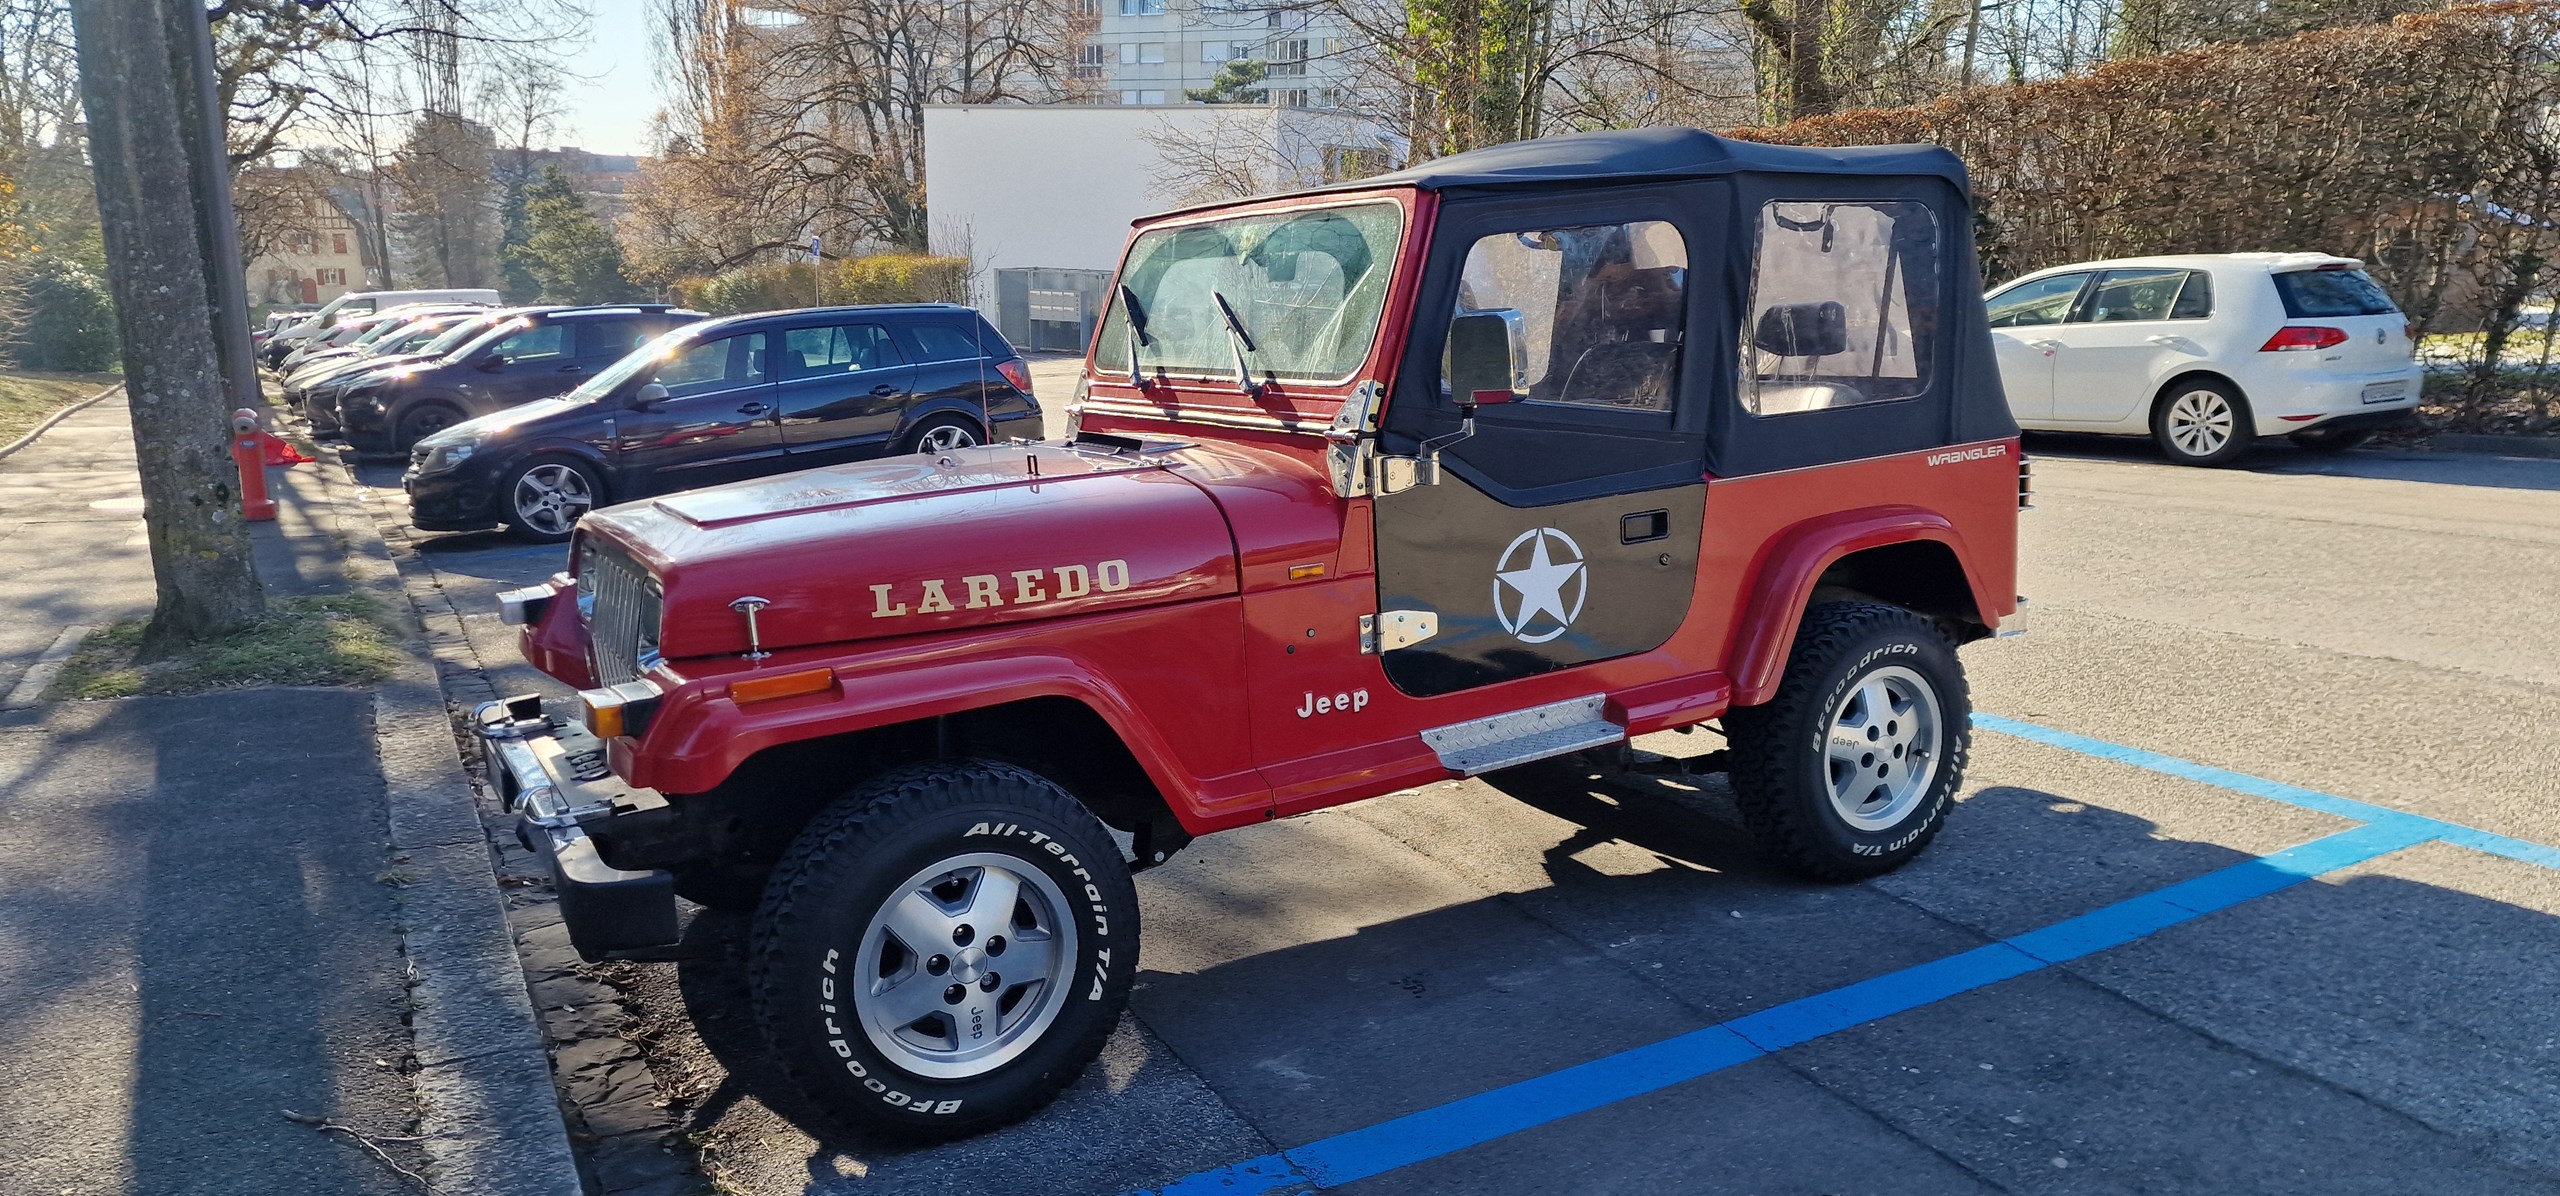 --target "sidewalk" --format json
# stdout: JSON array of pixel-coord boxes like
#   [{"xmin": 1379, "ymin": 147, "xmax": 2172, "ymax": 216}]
[{"xmin": 0, "ymin": 393, "xmax": 578, "ymax": 1194}]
